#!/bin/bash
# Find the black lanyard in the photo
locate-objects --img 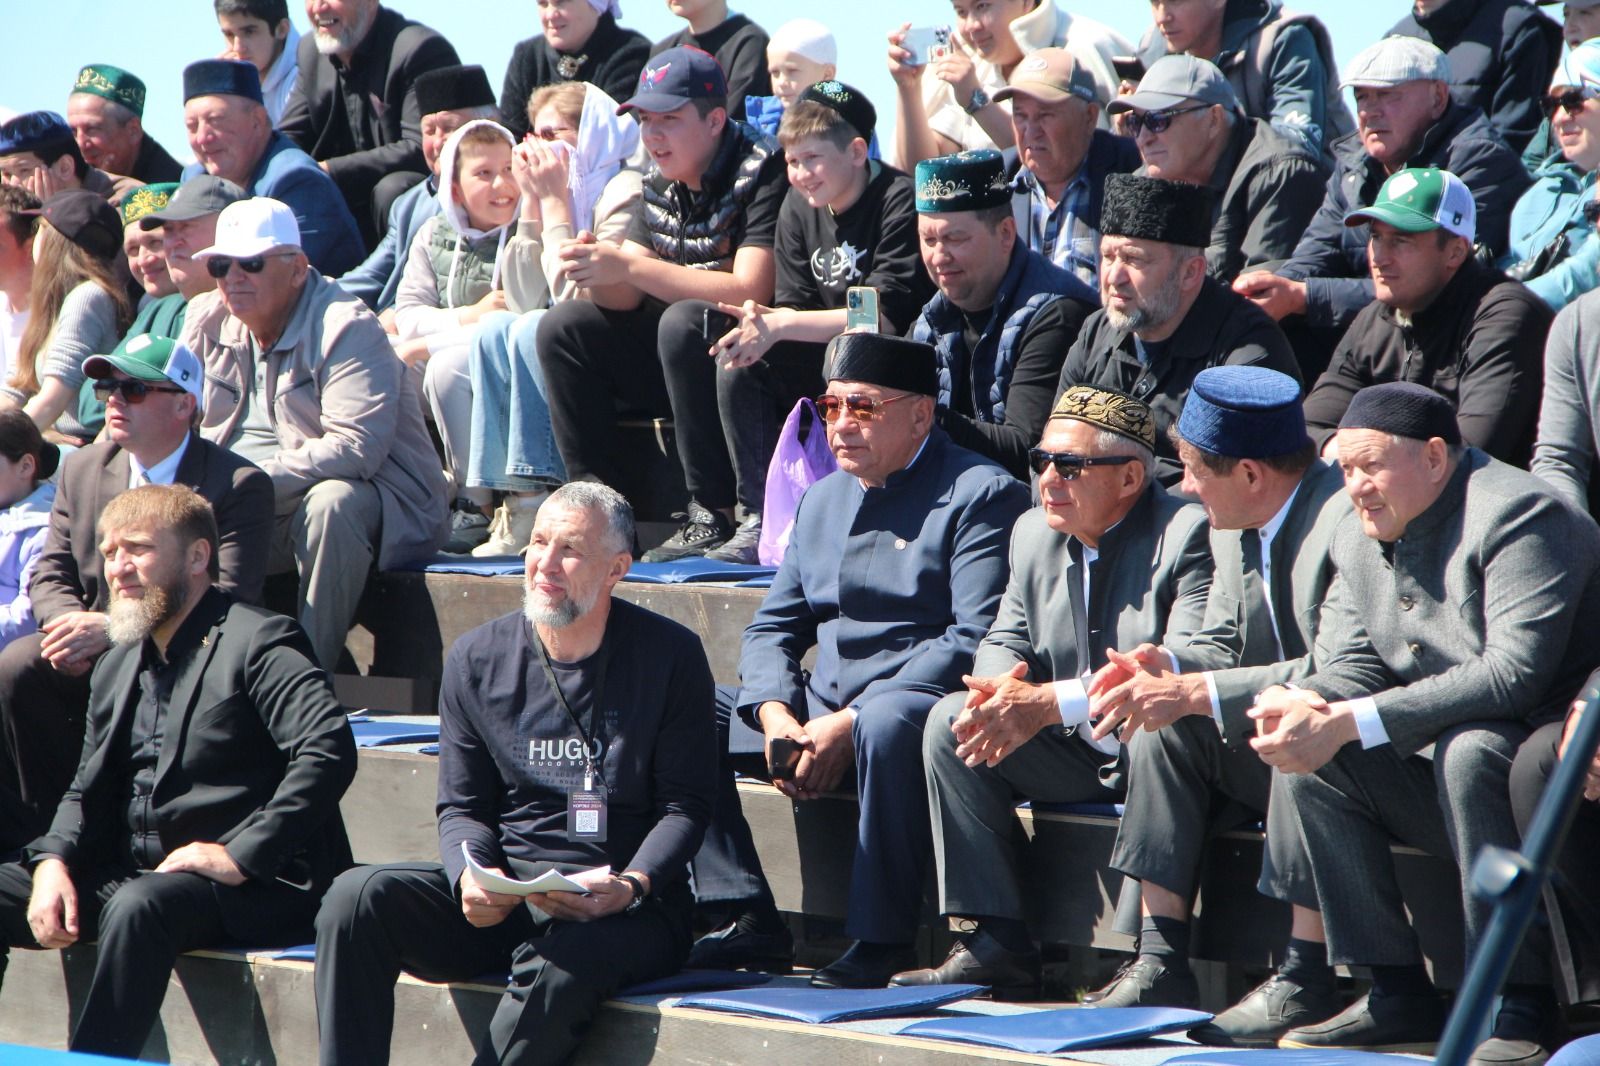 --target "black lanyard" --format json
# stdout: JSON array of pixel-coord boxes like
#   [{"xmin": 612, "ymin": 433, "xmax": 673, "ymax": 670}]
[{"xmin": 532, "ymin": 631, "xmax": 611, "ymax": 791}]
